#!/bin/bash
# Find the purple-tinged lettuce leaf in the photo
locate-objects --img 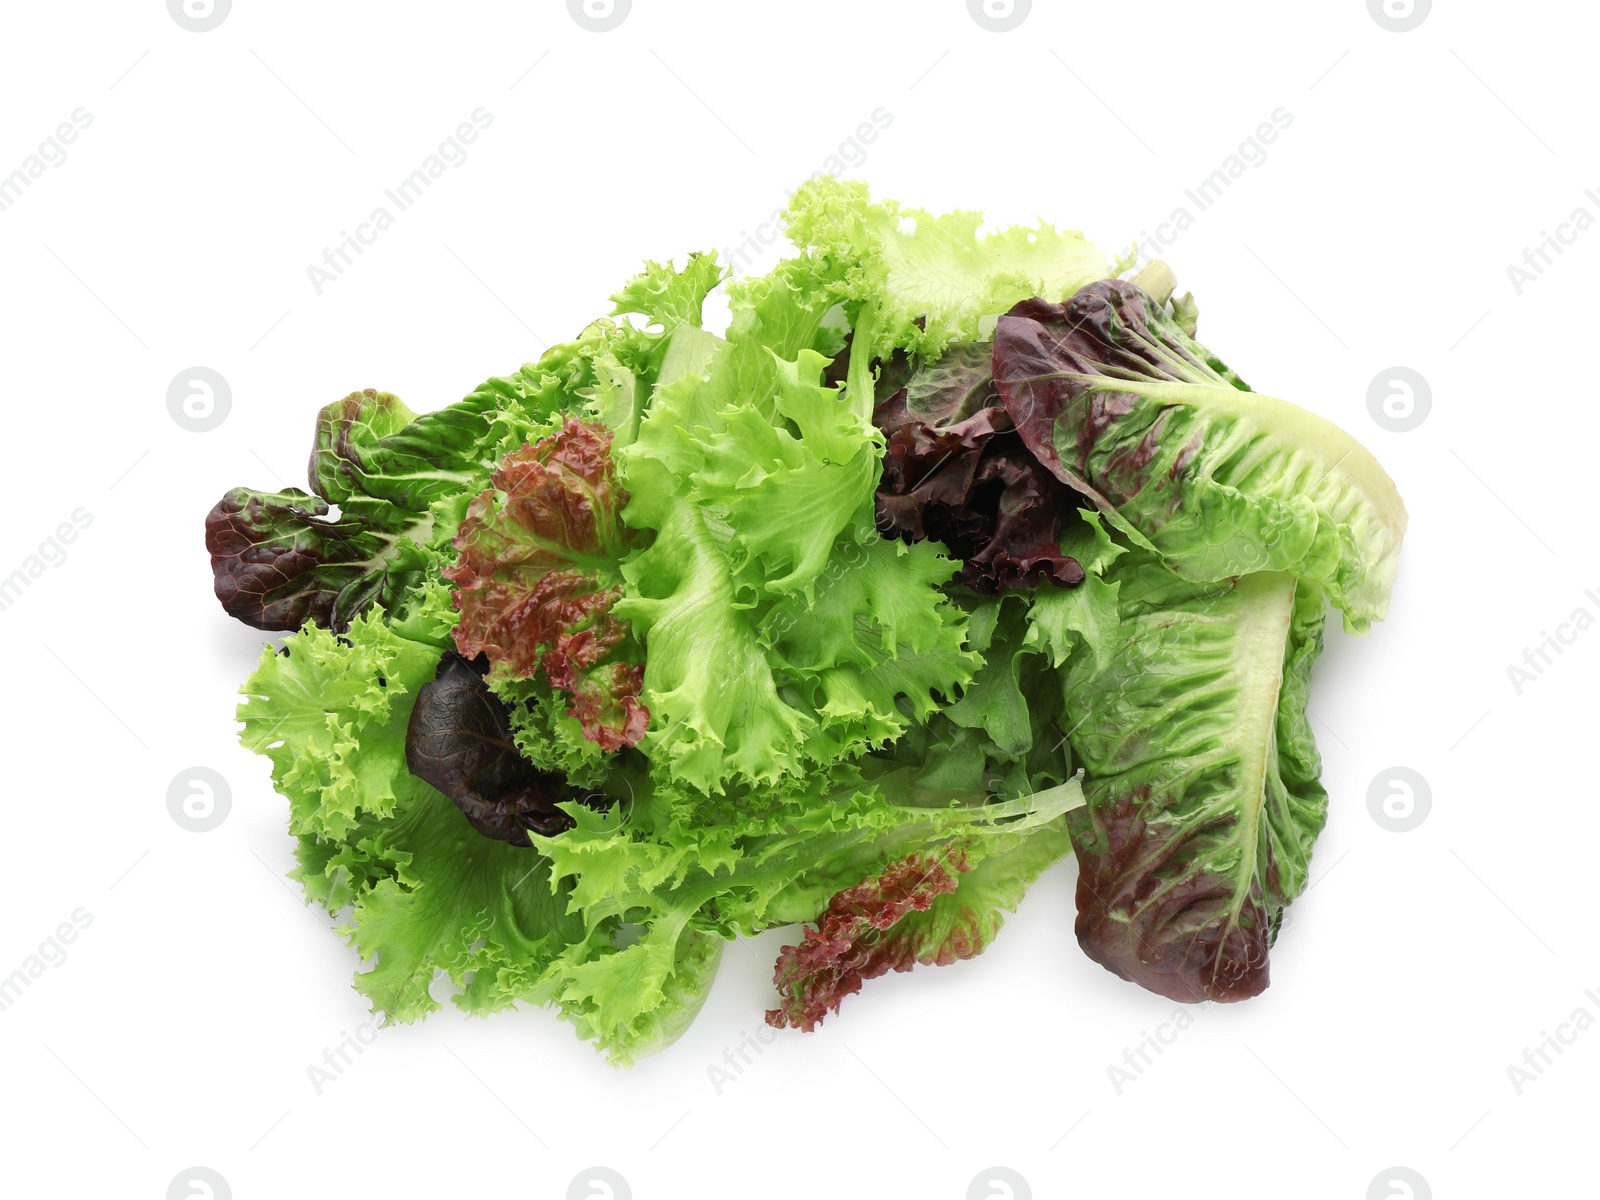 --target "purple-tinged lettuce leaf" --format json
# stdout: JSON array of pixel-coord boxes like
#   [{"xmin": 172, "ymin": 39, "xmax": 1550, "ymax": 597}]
[
  {"xmin": 992, "ymin": 279, "xmax": 1407, "ymax": 631},
  {"xmin": 1061, "ymin": 551, "xmax": 1327, "ymax": 1003},
  {"xmin": 207, "ymin": 386, "xmax": 512, "ymax": 632},
  {"xmin": 766, "ymin": 850, "xmax": 964, "ymax": 1032},
  {"xmin": 873, "ymin": 341, "xmax": 1086, "ymax": 594},
  {"xmin": 205, "ymin": 484, "xmax": 437, "ymax": 632}
]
